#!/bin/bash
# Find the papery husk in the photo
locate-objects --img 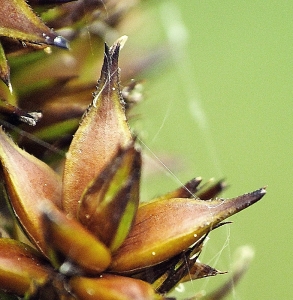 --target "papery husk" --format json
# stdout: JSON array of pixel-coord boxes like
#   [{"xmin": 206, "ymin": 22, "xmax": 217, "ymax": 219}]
[
  {"xmin": 0, "ymin": 238, "xmax": 53, "ymax": 296},
  {"xmin": 70, "ymin": 274, "xmax": 163, "ymax": 300},
  {"xmin": 78, "ymin": 144, "xmax": 141, "ymax": 252},
  {"xmin": 111, "ymin": 189, "xmax": 266, "ymax": 272},
  {"xmin": 41, "ymin": 200, "xmax": 112, "ymax": 275},
  {"xmin": 62, "ymin": 37, "xmax": 132, "ymax": 217},
  {"xmin": 0, "ymin": 127, "xmax": 62, "ymax": 255}
]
